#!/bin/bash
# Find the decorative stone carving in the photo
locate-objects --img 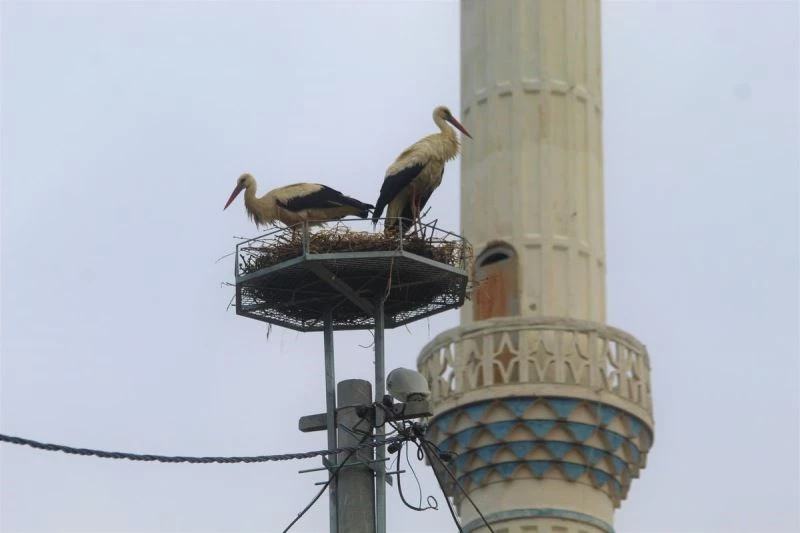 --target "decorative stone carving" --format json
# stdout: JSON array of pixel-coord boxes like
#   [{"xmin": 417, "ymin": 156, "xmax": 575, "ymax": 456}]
[{"xmin": 417, "ymin": 316, "xmax": 652, "ymax": 422}]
